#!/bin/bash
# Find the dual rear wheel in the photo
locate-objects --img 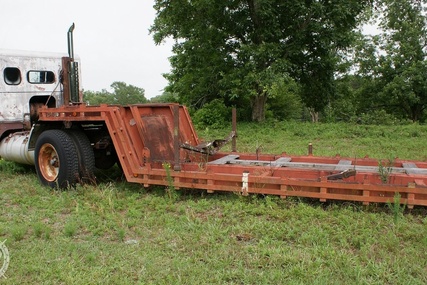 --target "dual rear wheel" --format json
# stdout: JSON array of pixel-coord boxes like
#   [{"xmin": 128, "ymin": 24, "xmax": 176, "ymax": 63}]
[{"xmin": 35, "ymin": 129, "xmax": 95, "ymax": 189}]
